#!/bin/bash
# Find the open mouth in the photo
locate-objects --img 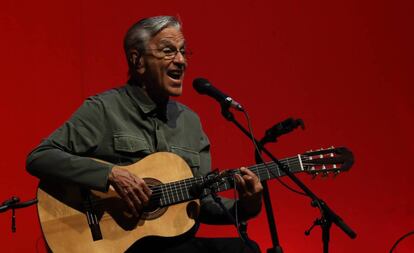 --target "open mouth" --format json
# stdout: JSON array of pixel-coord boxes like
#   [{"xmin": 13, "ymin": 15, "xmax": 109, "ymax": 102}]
[{"xmin": 167, "ymin": 69, "xmax": 183, "ymax": 80}]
